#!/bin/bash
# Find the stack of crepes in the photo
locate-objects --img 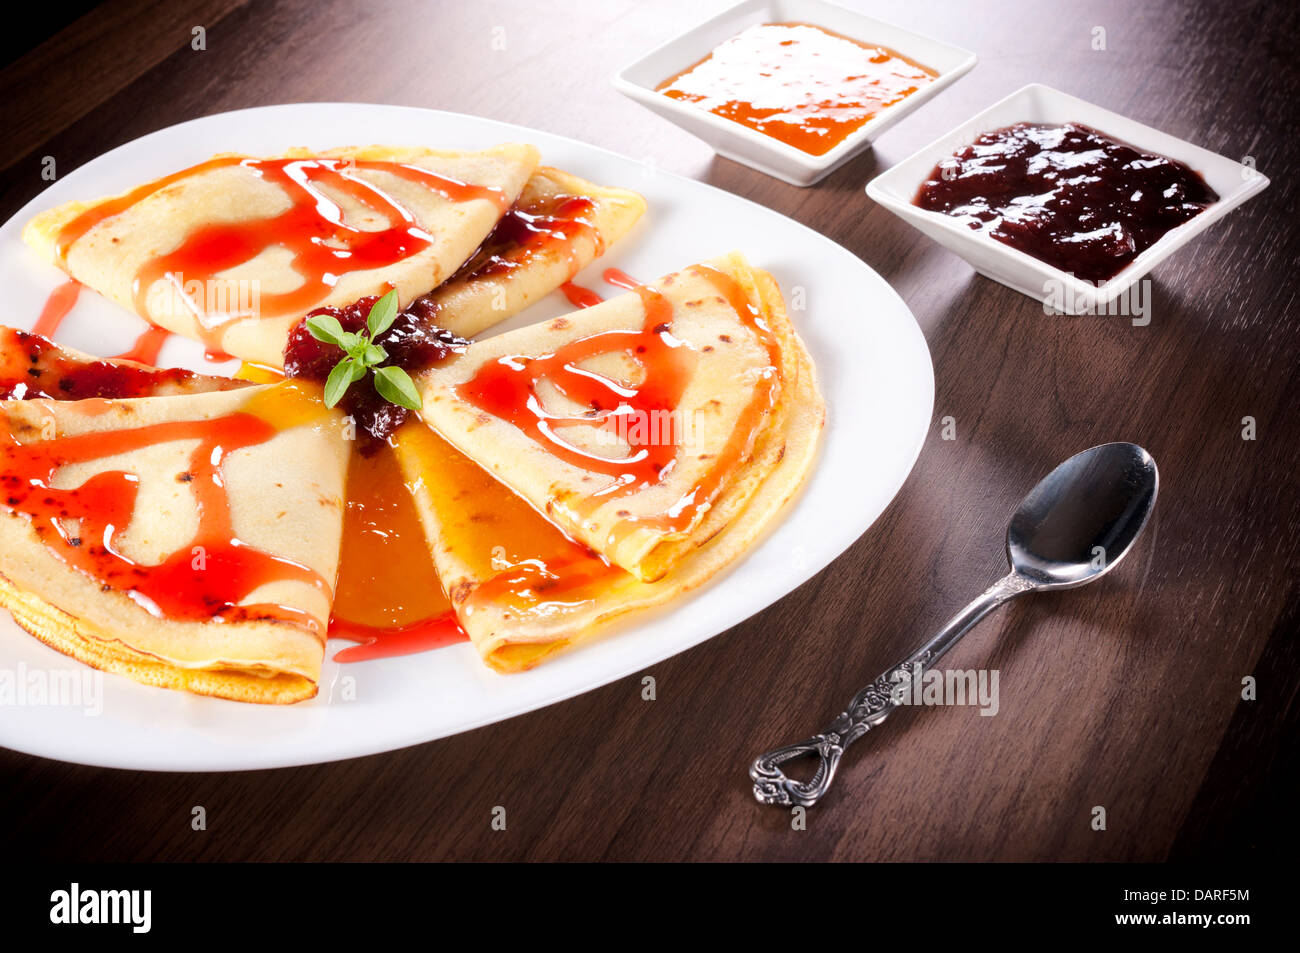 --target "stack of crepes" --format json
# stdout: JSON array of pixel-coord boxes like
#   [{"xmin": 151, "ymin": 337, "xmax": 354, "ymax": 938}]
[{"xmin": 0, "ymin": 143, "xmax": 823, "ymax": 703}]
